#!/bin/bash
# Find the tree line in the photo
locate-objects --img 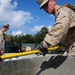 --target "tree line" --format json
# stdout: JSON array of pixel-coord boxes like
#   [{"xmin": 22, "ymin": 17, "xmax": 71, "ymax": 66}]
[{"xmin": 4, "ymin": 26, "xmax": 48, "ymax": 44}]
